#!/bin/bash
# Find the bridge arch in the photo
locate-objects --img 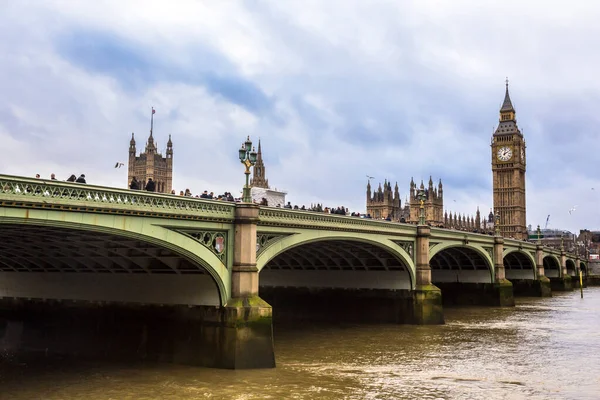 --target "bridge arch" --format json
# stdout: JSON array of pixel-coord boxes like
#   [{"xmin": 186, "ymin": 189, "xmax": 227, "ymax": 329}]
[
  {"xmin": 0, "ymin": 213, "xmax": 230, "ymax": 306},
  {"xmin": 566, "ymin": 259, "xmax": 577, "ymax": 276},
  {"xmin": 504, "ymin": 250, "xmax": 536, "ymax": 280},
  {"xmin": 256, "ymin": 232, "xmax": 415, "ymax": 290},
  {"xmin": 429, "ymin": 244, "xmax": 494, "ymax": 283},
  {"xmin": 543, "ymin": 255, "xmax": 561, "ymax": 278}
]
